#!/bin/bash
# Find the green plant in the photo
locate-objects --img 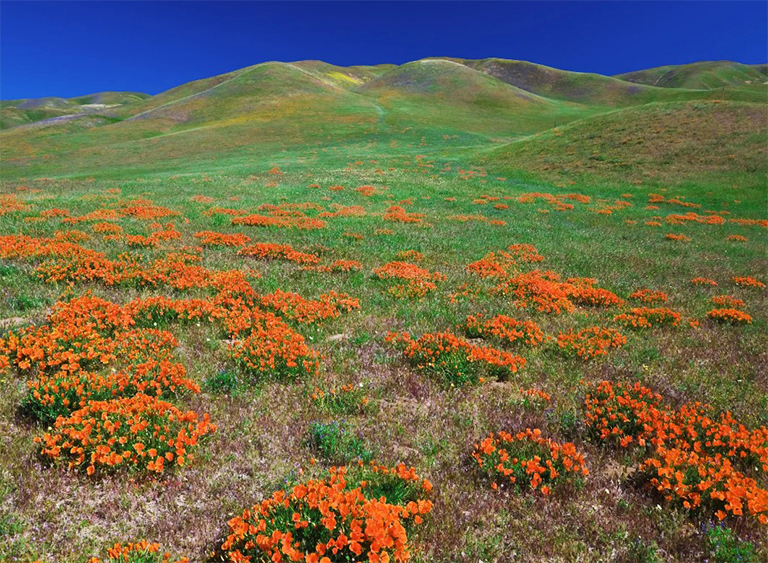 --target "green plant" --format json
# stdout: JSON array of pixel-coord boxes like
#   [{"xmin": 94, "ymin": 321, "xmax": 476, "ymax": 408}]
[
  {"xmin": 7, "ymin": 294, "xmax": 49, "ymax": 312},
  {"xmin": 311, "ymin": 384, "xmax": 368, "ymax": 415},
  {"xmin": 203, "ymin": 369, "xmax": 241, "ymax": 396},
  {"xmin": 705, "ymin": 526, "xmax": 757, "ymax": 563},
  {"xmin": 0, "ymin": 263, "xmax": 17, "ymax": 276},
  {"xmin": 307, "ymin": 420, "xmax": 373, "ymax": 464},
  {"xmin": 621, "ymin": 538, "xmax": 662, "ymax": 563}
]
